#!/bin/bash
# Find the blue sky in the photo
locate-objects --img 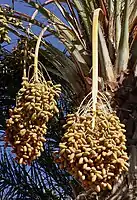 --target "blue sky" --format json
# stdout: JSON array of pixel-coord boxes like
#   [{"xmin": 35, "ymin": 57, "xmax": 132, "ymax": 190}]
[
  {"xmin": 1, "ymin": 0, "xmax": 65, "ymax": 51},
  {"xmin": 1, "ymin": 0, "xmax": 34, "ymax": 15}
]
